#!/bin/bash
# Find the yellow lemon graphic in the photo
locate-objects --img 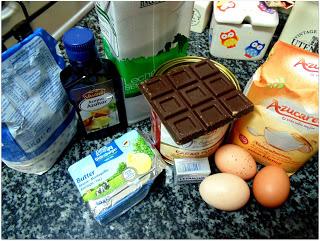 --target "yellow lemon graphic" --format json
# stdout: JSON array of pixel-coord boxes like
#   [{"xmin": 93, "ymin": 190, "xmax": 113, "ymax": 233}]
[
  {"xmin": 127, "ymin": 152, "xmax": 152, "ymax": 175},
  {"xmin": 90, "ymin": 116, "xmax": 111, "ymax": 130}
]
